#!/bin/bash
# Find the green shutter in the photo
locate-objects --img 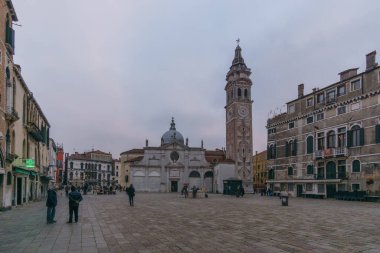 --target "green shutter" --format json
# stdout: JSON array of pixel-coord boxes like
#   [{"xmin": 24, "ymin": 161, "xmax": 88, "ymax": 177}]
[
  {"xmin": 375, "ymin": 125, "xmax": 380, "ymax": 144},
  {"xmin": 307, "ymin": 137, "xmax": 313, "ymax": 154},
  {"xmin": 285, "ymin": 142, "xmax": 289, "ymax": 157},
  {"xmin": 347, "ymin": 130, "xmax": 353, "ymax": 147},
  {"xmin": 359, "ymin": 128, "xmax": 365, "ymax": 146},
  {"xmin": 293, "ymin": 139, "xmax": 298, "ymax": 156}
]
